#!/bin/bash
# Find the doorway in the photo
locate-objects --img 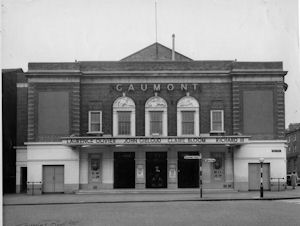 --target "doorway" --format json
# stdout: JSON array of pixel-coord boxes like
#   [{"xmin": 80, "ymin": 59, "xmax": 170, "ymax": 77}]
[
  {"xmin": 178, "ymin": 152, "xmax": 199, "ymax": 188},
  {"xmin": 146, "ymin": 152, "xmax": 167, "ymax": 188},
  {"xmin": 114, "ymin": 152, "xmax": 135, "ymax": 188},
  {"xmin": 42, "ymin": 165, "xmax": 64, "ymax": 193},
  {"xmin": 20, "ymin": 167, "xmax": 27, "ymax": 193},
  {"xmin": 248, "ymin": 163, "xmax": 270, "ymax": 190}
]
